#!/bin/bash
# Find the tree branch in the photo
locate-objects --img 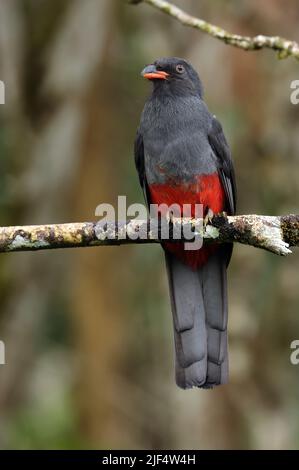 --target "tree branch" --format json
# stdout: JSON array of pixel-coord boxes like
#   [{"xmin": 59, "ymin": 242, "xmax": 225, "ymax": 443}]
[
  {"xmin": 0, "ymin": 214, "xmax": 298, "ymax": 256},
  {"xmin": 130, "ymin": 0, "xmax": 299, "ymax": 61}
]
